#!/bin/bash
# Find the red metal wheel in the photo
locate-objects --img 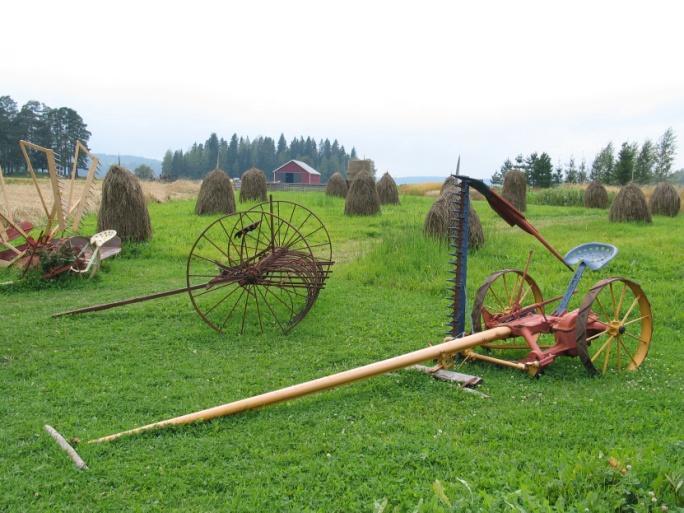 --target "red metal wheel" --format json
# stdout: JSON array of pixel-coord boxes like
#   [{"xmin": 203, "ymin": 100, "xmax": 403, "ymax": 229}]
[
  {"xmin": 471, "ymin": 269, "xmax": 544, "ymax": 332},
  {"xmin": 470, "ymin": 269, "xmax": 545, "ymax": 353}
]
